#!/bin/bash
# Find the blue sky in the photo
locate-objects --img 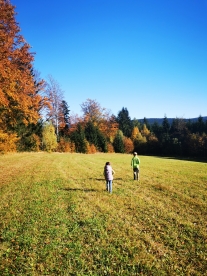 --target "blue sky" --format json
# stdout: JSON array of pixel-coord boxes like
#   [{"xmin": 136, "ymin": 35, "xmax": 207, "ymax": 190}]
[{"xmin": 12, "ymin": 0, "xmax": 207, "ymax": 119}]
